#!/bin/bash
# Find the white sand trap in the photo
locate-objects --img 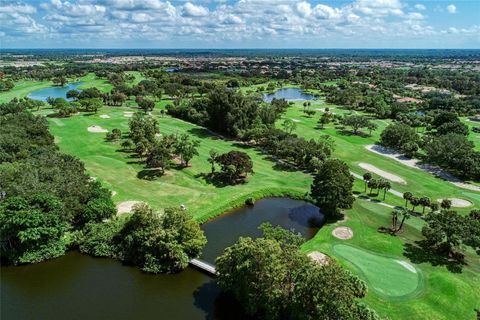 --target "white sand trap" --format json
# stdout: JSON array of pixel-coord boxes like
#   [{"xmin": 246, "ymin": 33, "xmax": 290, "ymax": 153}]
[
  {"xmin": 100, "ymin": 114, "xmax": 110, "ymax": 119},
  {"xmin": 87, "ymin": 125, "xmax": 108, "ymax": 133},
  {"xmin": 358, "ymin": 162, "xmax": 407, "ymax": 185},
  {"xmin": 123, "ymin": 112, "xmax": 134, "ymax": 118},
  {"xmin": 315, "ymin": 108, "xmax": 336, "ymax": 114},
  {"xmin": 308, "ymin": 251, "xmax": 330, "ymax": 265},
  {"xmin": 332, "ymin": 227, "xmax": 353, "ymax": 240},
  {"xmin": 117, "ymin": 201, "xmax": 144, "ymax": 215},
  {"xmin": 291, "ymin": 119, "xmax": 301, "ymax": 123},
  {"xmin": 111, "ymin": 191, "xmax": 117, "ymax": 197},
  {"xmin": 395, "ymin": 260, "xmax": 417, "ymax": 273},
  {"xmin": 366, "ymin": 145, "xmax": 480, "ymax": 192},
  {"xmin": 437, "ymin": 198, "xmax": 472, "ymax": 208}
]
